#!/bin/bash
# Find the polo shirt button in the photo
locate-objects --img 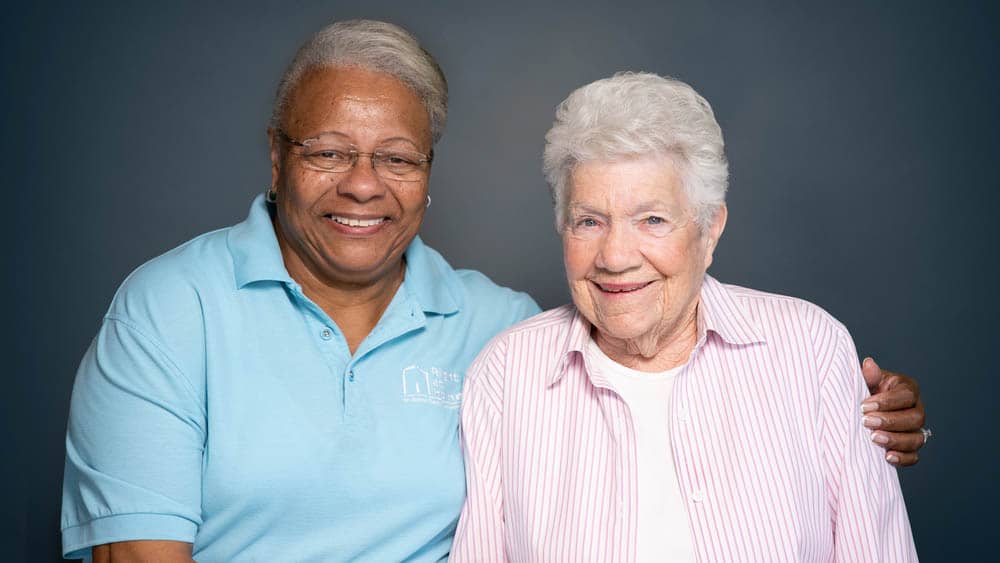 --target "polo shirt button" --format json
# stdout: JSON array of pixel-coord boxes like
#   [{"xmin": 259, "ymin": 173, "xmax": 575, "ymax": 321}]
[
  {"xmin": 320, "ymin": 328, "xmax": 332, "ymax": 340},
  {"xmin": 691, "ymin": 489, "xmax": 706, "ymax": 503},
  {"xmin": 677, "ymin": 406, "xmax": 689, "ymax": 422}
]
